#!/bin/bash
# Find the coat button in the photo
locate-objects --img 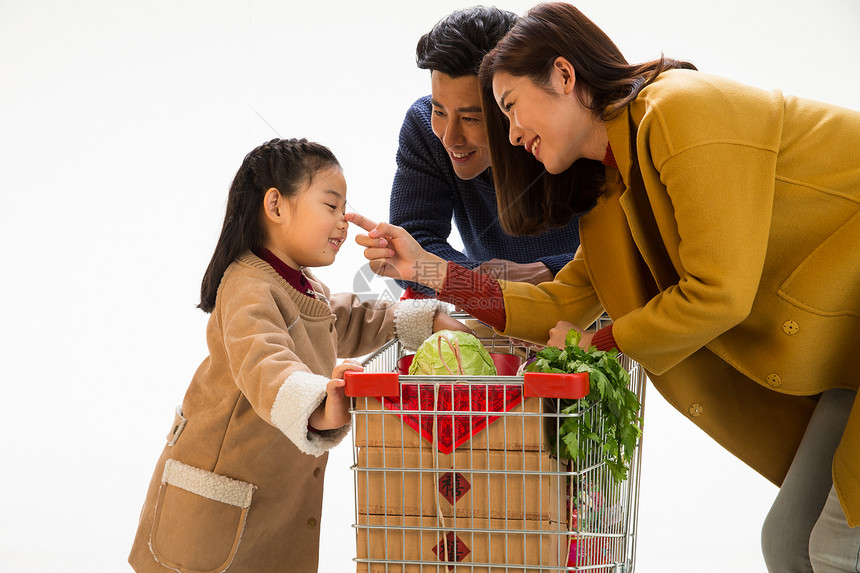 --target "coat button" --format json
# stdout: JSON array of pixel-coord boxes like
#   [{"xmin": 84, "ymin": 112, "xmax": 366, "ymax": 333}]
[
  {"xmin": 766, "ymin": 373, "xmax": 782, "ymax": 387},
  {"xmin": 689, "ymin": 403, "xmax": 703, "ymax": 417},
  {"xmin": 313, "ymin": 467, "xmax": 321, "ymax": 477},
  {"xmin": 782, "ymin": 320, "xmax": 799, "ymax": 335},
  {"xmin": 329, "ymin": 323, "xmax": 333, "ymax": 332},
  {"xmin": 307, "ymin": 517, "xmax": 317, "ymax": 528}
]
